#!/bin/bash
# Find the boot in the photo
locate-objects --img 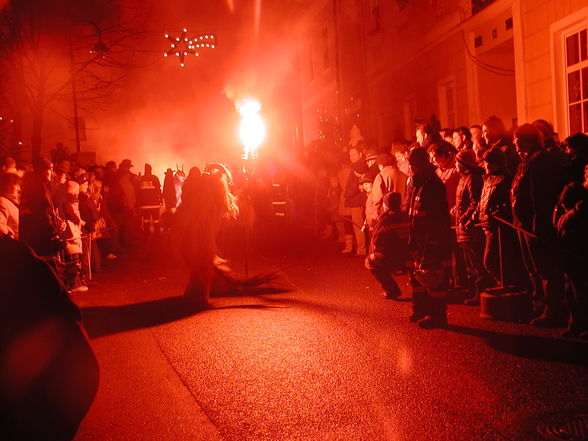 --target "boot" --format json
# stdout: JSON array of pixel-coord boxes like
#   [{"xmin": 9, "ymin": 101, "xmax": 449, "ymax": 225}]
[
  {"xmin": 341, "ymin": 234, "xmax": 354, "ymax": 254},
  {"xmin": 409, "ymin": 290, "xmax": 428, "ymax": 322},
  {"xmin": 418, "ymin": 297, "xmax": 448, "ymax": 329}
]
